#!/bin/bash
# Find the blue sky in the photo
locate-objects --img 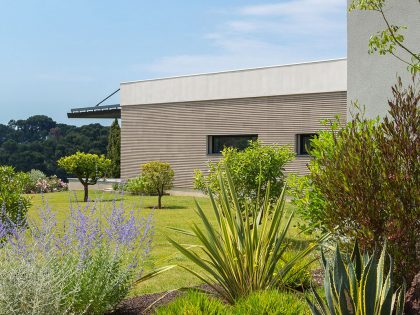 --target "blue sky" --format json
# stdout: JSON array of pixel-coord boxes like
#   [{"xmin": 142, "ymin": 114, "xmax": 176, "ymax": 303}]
[{"xmin": 0, "ymin": 0, "xmax": 347, "ymax": 126}]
